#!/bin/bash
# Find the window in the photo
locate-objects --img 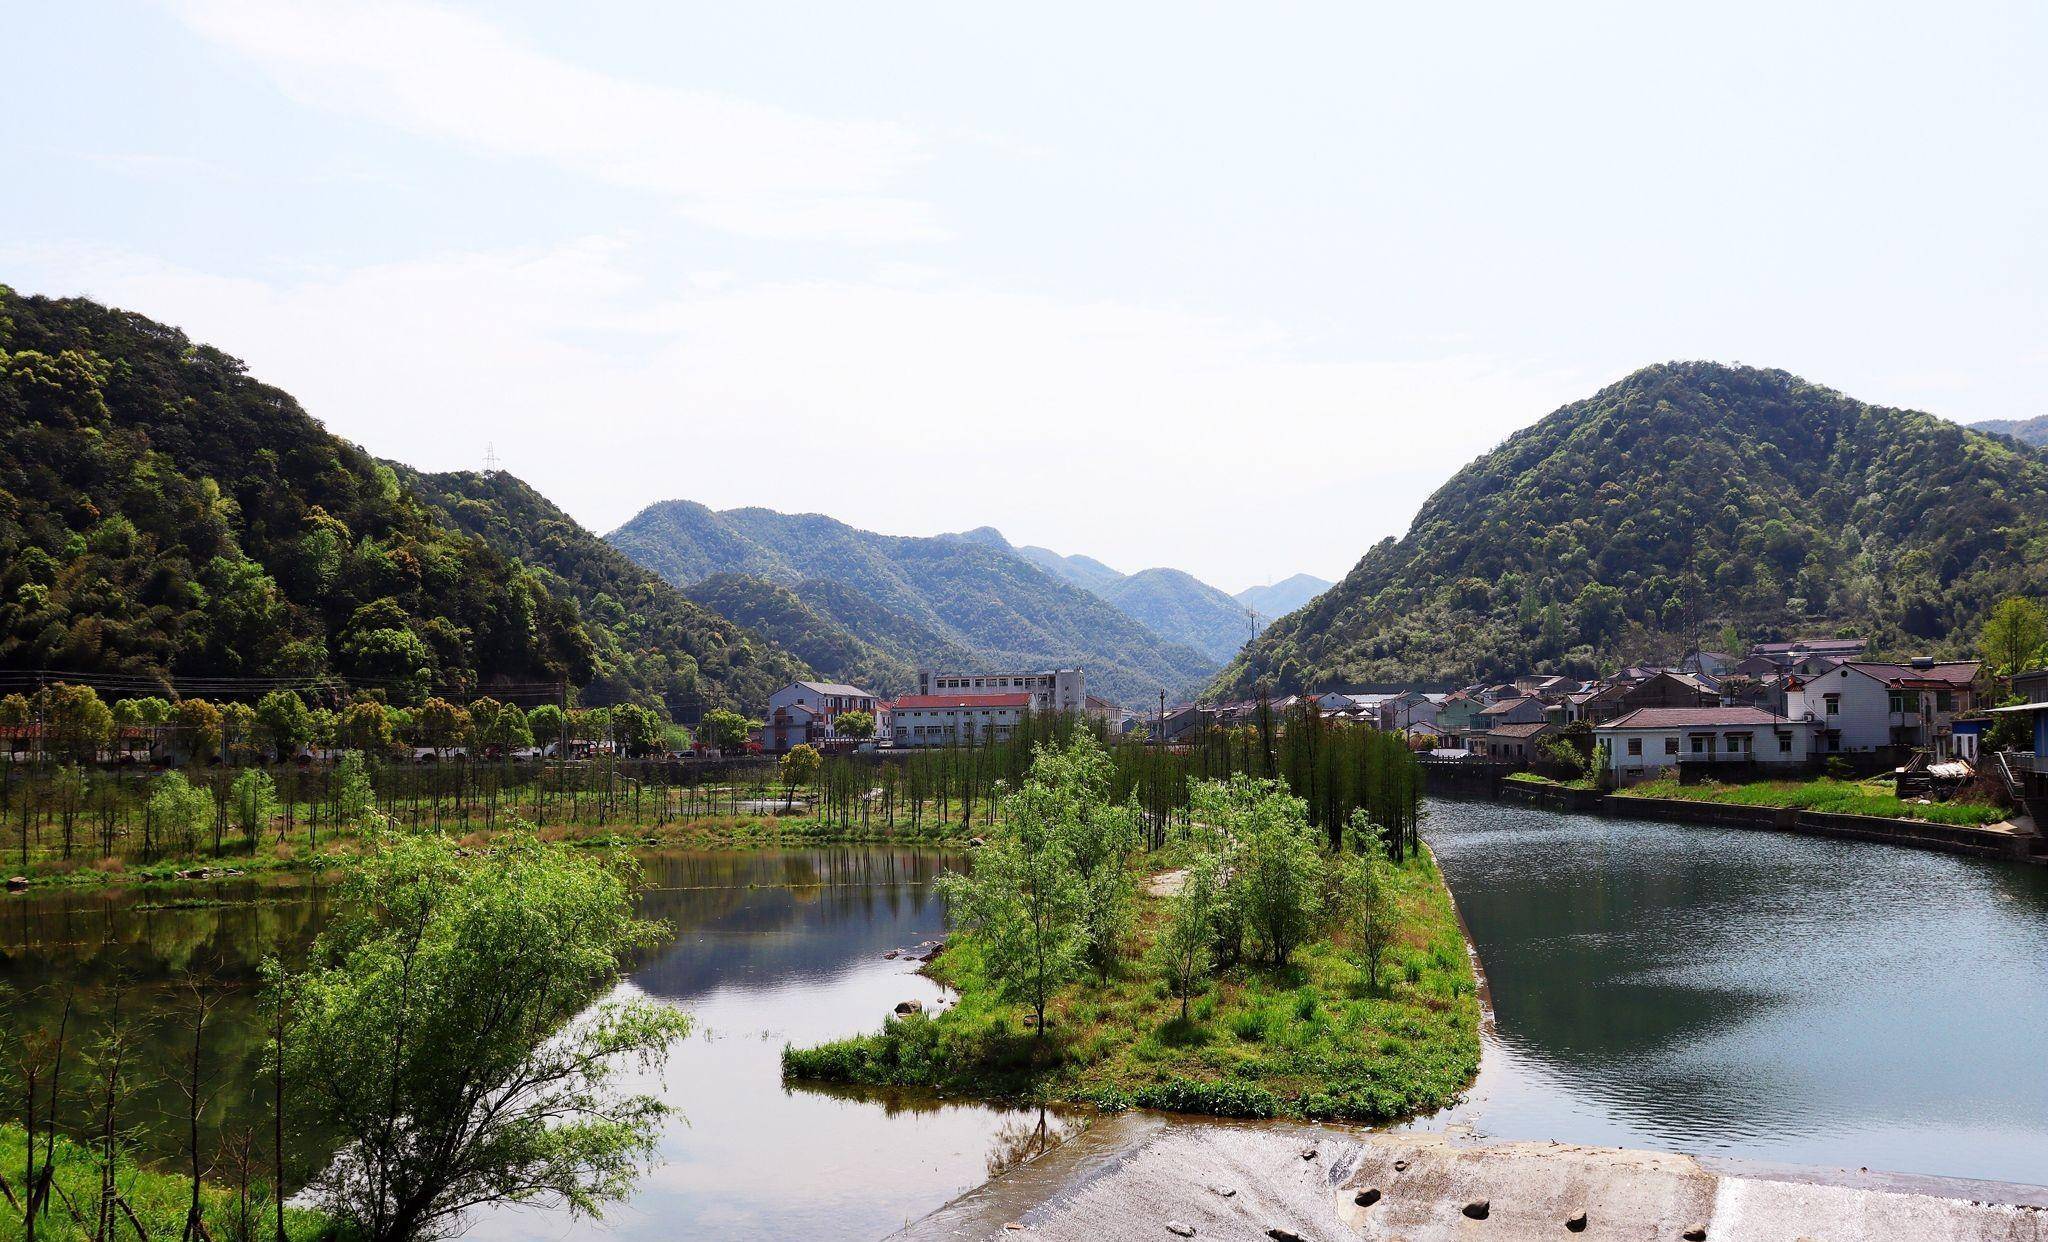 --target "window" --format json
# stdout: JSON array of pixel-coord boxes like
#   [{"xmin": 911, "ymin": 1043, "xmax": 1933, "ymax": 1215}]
[
  {"xmin": 1778, "ymin": 734, "xmax": 1792, "ymax": 753},
  {"xmin": 1823, "ymin": 693, "xmax": 1840, "ymax": 716},
  {"xmin": 1692, "ymin": 736, "xmax": 1706, "ymax": 754},
  {"xmin": 1664, "ymin": 737, "xmax": 1679, "ymax": 755},
  {"xmin": 1627, "ymin": 737, "xmax": 1643, "ymax": 756},
  {"xmin": 1727, "ymin": 733, "xmax": 1748, "ymax": 753},
  {"xmin": 1937, "ymin": 690, "xmax": 1954, "ymax": 712},
  {"xmin": 1889, "ymin": 693, "xmax": 1904, "ymax": 713}
]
